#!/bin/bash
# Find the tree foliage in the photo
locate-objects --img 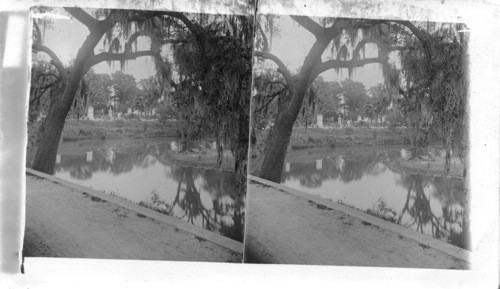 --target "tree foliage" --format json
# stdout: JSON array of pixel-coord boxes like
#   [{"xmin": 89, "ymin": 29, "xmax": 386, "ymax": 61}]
[
  {"xmin": 84, "ymin": 70, "xmax": 113, "ymax": 112},
  {"xmin": 169, "ymin": 14, "xmax": 253, "ymax": 173},
  {"xmin": 30, "ymin": 7, "xmax": 252, "ymax": 175},
  {"xmin": 111, "ymin": 71, "xmax": 138, "ymax": 113},
  {"xmin": 252, "ymin": 14, "xmax": 469, "ymax": 181},
  {"xmin": 314, "ymin": 77, "xmax": 342, "ymax": 120},
  {"xmin": 389, "ymin": 22, "xmax": 469, "ymax": 174},
  {"xmin": 340, "ymin": 78, "xmax": 368, "ymax": 121},
  {"xmin": 135, "ymin": 76, "xmax": 162, "ymax": 115}
]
